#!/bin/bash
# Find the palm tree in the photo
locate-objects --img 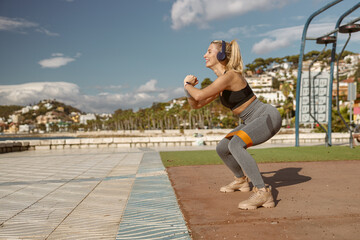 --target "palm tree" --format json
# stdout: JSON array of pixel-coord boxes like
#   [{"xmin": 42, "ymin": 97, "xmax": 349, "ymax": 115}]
[{"xmin": 281, "ymin": 82, "xmax": 293, "ymax": 127}]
